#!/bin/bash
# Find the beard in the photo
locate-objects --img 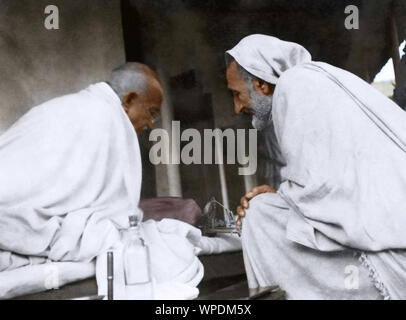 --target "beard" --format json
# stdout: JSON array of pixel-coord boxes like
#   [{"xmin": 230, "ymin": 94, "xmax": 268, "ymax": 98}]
[{"xmin": 249, "ymin": 89, "xmax": 273, "ymax": 130}]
